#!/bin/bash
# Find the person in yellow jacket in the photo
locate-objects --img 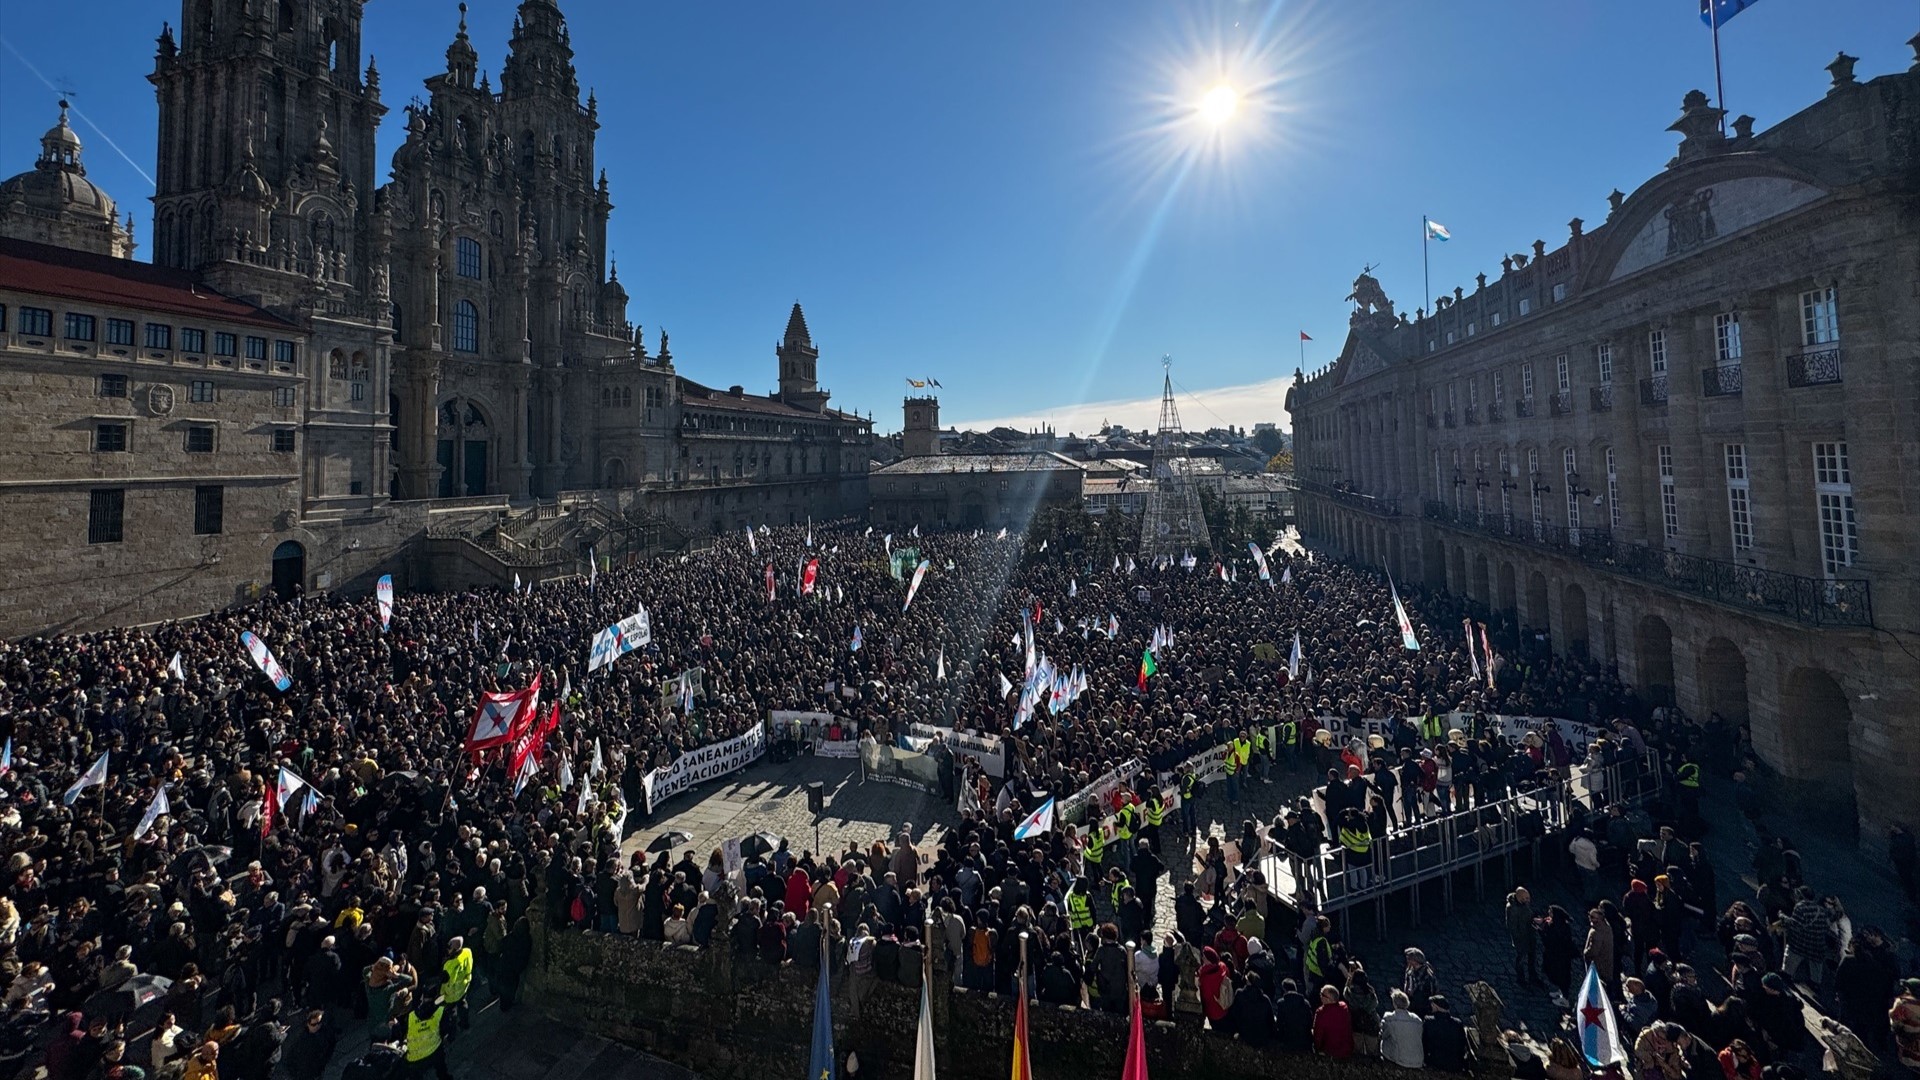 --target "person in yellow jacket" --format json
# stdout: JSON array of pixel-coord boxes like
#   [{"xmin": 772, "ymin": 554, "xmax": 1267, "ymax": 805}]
[
  {"xmin": 440, "ymin": 936, "xmax": 474, "ymax": 1032},
  {"xmin": 404, "ymin": 994, "xmax": 453, "ymax": 1080}
]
